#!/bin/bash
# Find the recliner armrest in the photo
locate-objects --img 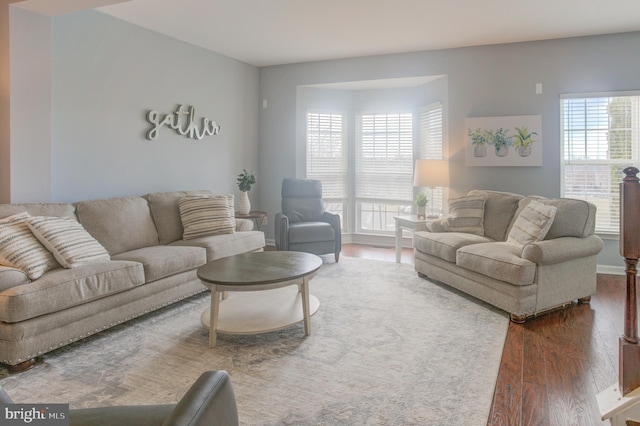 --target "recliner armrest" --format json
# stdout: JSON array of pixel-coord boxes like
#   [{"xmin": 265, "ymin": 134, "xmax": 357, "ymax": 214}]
[
  {"xmin": 521, "ymin": 235, "xmax": 604, "ymax": 265},
  {"xmin": 321, "ymin": 211, "xmax": 341, "ymax": 253},
  {"xmin": 275, "ymin": 212, "xmax": 289, "ymax": 250},
  {"xmin": 162, "ymin": 370, "xmax": 238, "ymax": 426}
]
